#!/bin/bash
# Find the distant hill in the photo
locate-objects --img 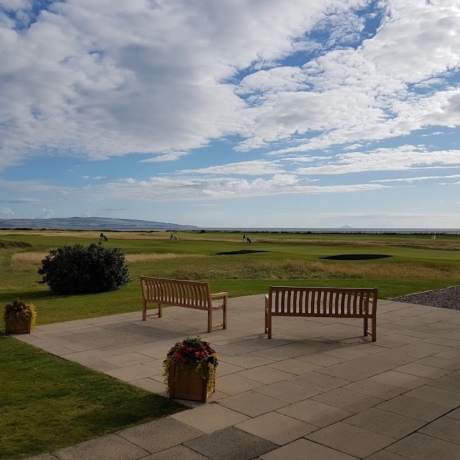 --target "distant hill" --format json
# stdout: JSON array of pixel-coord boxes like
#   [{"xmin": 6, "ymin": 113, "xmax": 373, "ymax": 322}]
[{"xmin": 0, "ymin": 217, "xmax": 198, "ymax": 231}]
